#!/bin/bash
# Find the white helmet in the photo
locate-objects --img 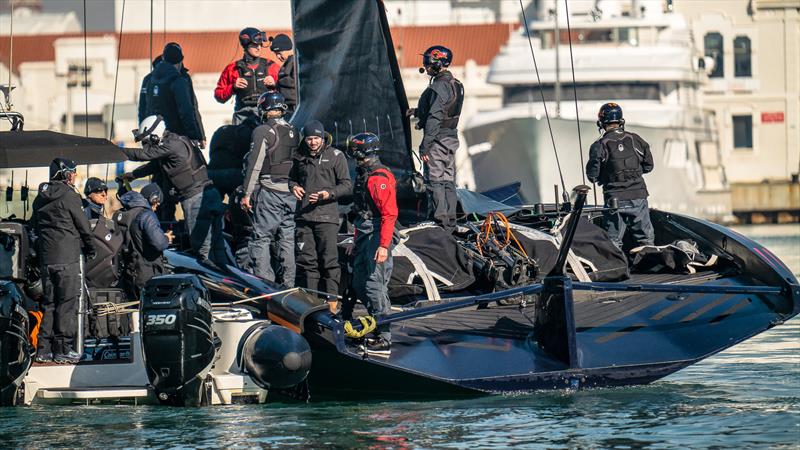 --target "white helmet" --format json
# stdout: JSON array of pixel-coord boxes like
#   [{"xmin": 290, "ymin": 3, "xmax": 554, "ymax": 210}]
[{"xmin": 134, "ymin": 115, "xmax": 166, "ymax": 144}]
